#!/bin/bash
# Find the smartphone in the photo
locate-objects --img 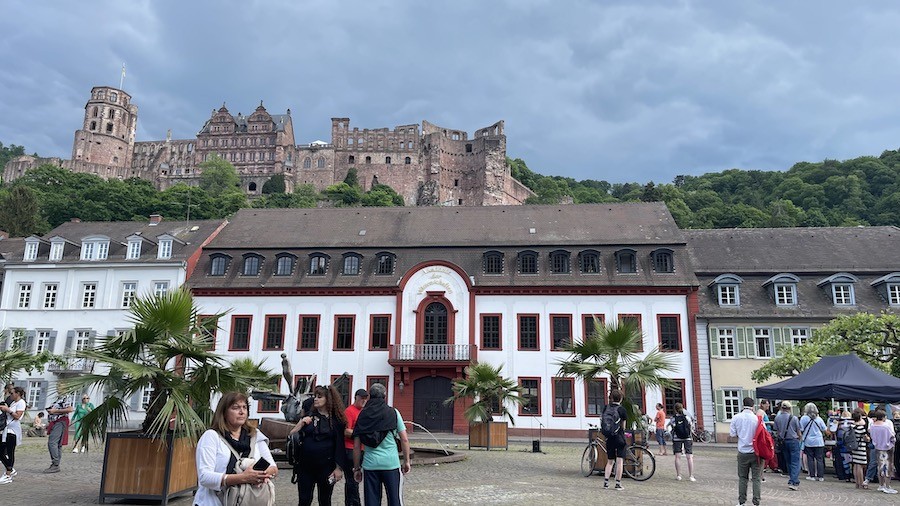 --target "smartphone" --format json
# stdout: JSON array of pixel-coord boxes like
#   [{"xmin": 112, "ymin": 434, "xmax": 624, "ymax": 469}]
[
  {"xmin": 327, "ymin": 475, "xmax": 336, "ymax": 485},
  {"xmin": 252, "ymin": 458, "xmax": 272, "ymax": 471}
]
